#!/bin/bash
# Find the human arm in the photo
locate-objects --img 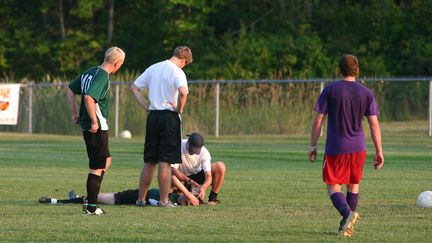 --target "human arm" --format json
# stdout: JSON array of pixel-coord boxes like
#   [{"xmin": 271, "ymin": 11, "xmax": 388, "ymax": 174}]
[
  {"xmin": 65, "ymin": 87, "xmax": 79, "ymax": 124},
  {"xmin": 173, "ymin": 86, "xmax": 188, "ymax": 114},
  {"xmin": 83, "ymin": 95, "xmax": 98, "ymax": 133},
  {"xmin": 308, "ymin": 112, "xmax": 325, "ymax": 162},
  {"xmin": 171, "ymin": 175, "xmax": 199, "ymax": 206},
  {"xmin": 130, "ymin": 84, "xmax": 149, "ymax": 112},
  {"xmin": 367, "ymin": 115, "xmax": 384, "ymax": 170},
  {"xmin": 197, "ymin": 171, "xmax": 212, "ymax": 200},
  {"xmin": 171, "ymin": 167, "xmax": 200, "ymax": 187}
]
